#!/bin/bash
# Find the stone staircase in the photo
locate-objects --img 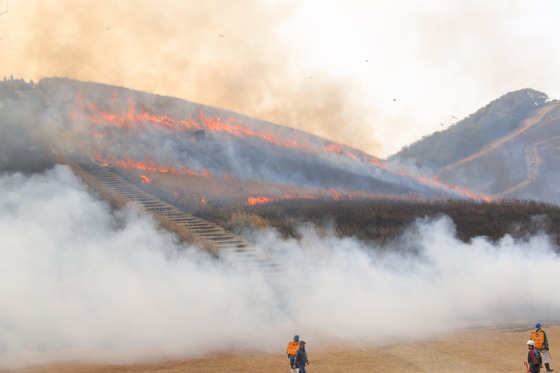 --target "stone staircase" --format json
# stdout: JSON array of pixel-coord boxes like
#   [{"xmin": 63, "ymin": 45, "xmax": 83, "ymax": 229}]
[{"xmin": 67, "ymin": 161, "xmax": 285, "ymax": 276}]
